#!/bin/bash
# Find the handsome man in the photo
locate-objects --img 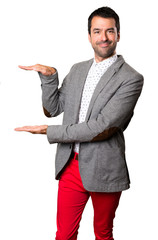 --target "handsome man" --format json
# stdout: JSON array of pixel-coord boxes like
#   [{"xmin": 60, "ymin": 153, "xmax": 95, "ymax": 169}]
[{"xmin": 15, "ymin": 7, "xmax": 143, "ymax": 240}]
